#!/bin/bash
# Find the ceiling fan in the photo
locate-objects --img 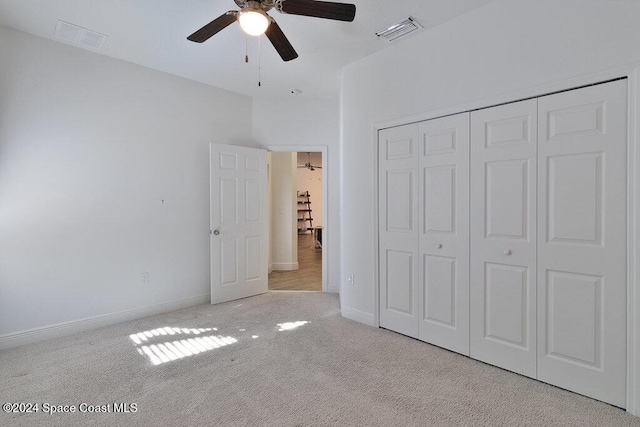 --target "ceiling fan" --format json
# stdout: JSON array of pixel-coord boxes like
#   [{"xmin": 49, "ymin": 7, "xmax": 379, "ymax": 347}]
[
  {"xmin": 298, "ymin": 152, "xmax": 322, "ymax": 171},
  {"xmin": 187, "ymin": 0, "xmax": 356, "ymax": 62}
]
